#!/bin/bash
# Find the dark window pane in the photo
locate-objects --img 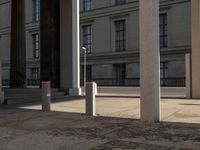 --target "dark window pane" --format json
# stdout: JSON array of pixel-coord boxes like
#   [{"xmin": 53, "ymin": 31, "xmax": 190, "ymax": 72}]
[
  {"xmin": 160, "ymin": 14, "xmax": 168, "ymax": 48},
  {"xmin": 115, "ymin": 20, "xmax": 126, "ymax": 51},
  {"xmin": 33, "ymin": 0, "xmax": 40, "ymax": 22},
  {"xmin": 32, "ymin": 33, "xmax": 40, "ymax": 58},
  {"xmin": 115, "ymin": 0, "xmax": 126, "ymax": 5},
  {"xmin": 83, "ymin": 25, "xmax": 92, "ymax": 54},
  {"xmin": 83, "ymin": 0, "xmax": 92, "ymax": 11}
]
